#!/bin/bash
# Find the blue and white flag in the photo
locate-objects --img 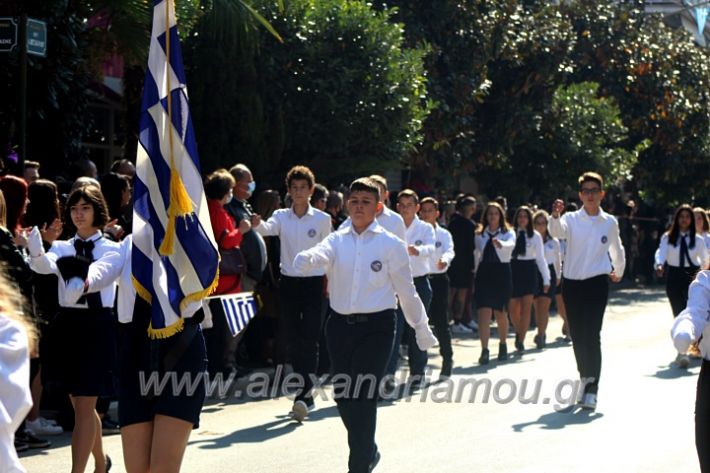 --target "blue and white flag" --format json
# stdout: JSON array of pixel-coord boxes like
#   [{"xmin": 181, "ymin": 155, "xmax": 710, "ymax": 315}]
[
  {"xmin": 205, "ymin": 292, "xmax": 259, "ymax": 337},
  {"xmin": 132, "ymin": 0, "xmax": 219, "ymax": 339},
  {"xmin": 696, "ymin": 5, "xmax": 709, "ymax": 36}
]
